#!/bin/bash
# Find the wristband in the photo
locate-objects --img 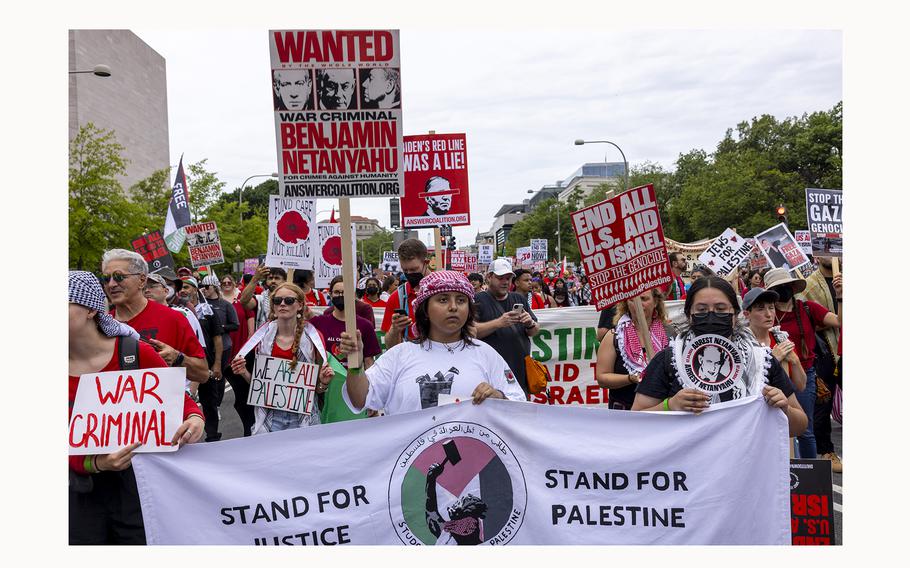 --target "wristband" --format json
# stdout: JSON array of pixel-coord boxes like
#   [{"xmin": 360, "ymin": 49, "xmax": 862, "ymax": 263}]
[
  {"xmin": 172, "ymin": 352, "xmax": 185, "ymax": 367},
  {"xmin": 662, "ymin": 398, "xmax": 670, "ymax": 411},
  {"xmin": 84, "ymin": 455, "xmax": 95, "ymax": 474},
  {"xmin": 92, "ymin": 455, "xmax": 101, "ymax": 472}
]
